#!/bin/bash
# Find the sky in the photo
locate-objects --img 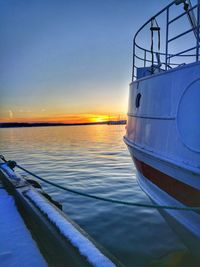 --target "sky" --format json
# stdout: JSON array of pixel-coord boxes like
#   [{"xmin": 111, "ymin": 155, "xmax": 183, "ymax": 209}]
[{"xmin": 0, "ymin": 0, "xmax": 180, "ymax": 123}]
